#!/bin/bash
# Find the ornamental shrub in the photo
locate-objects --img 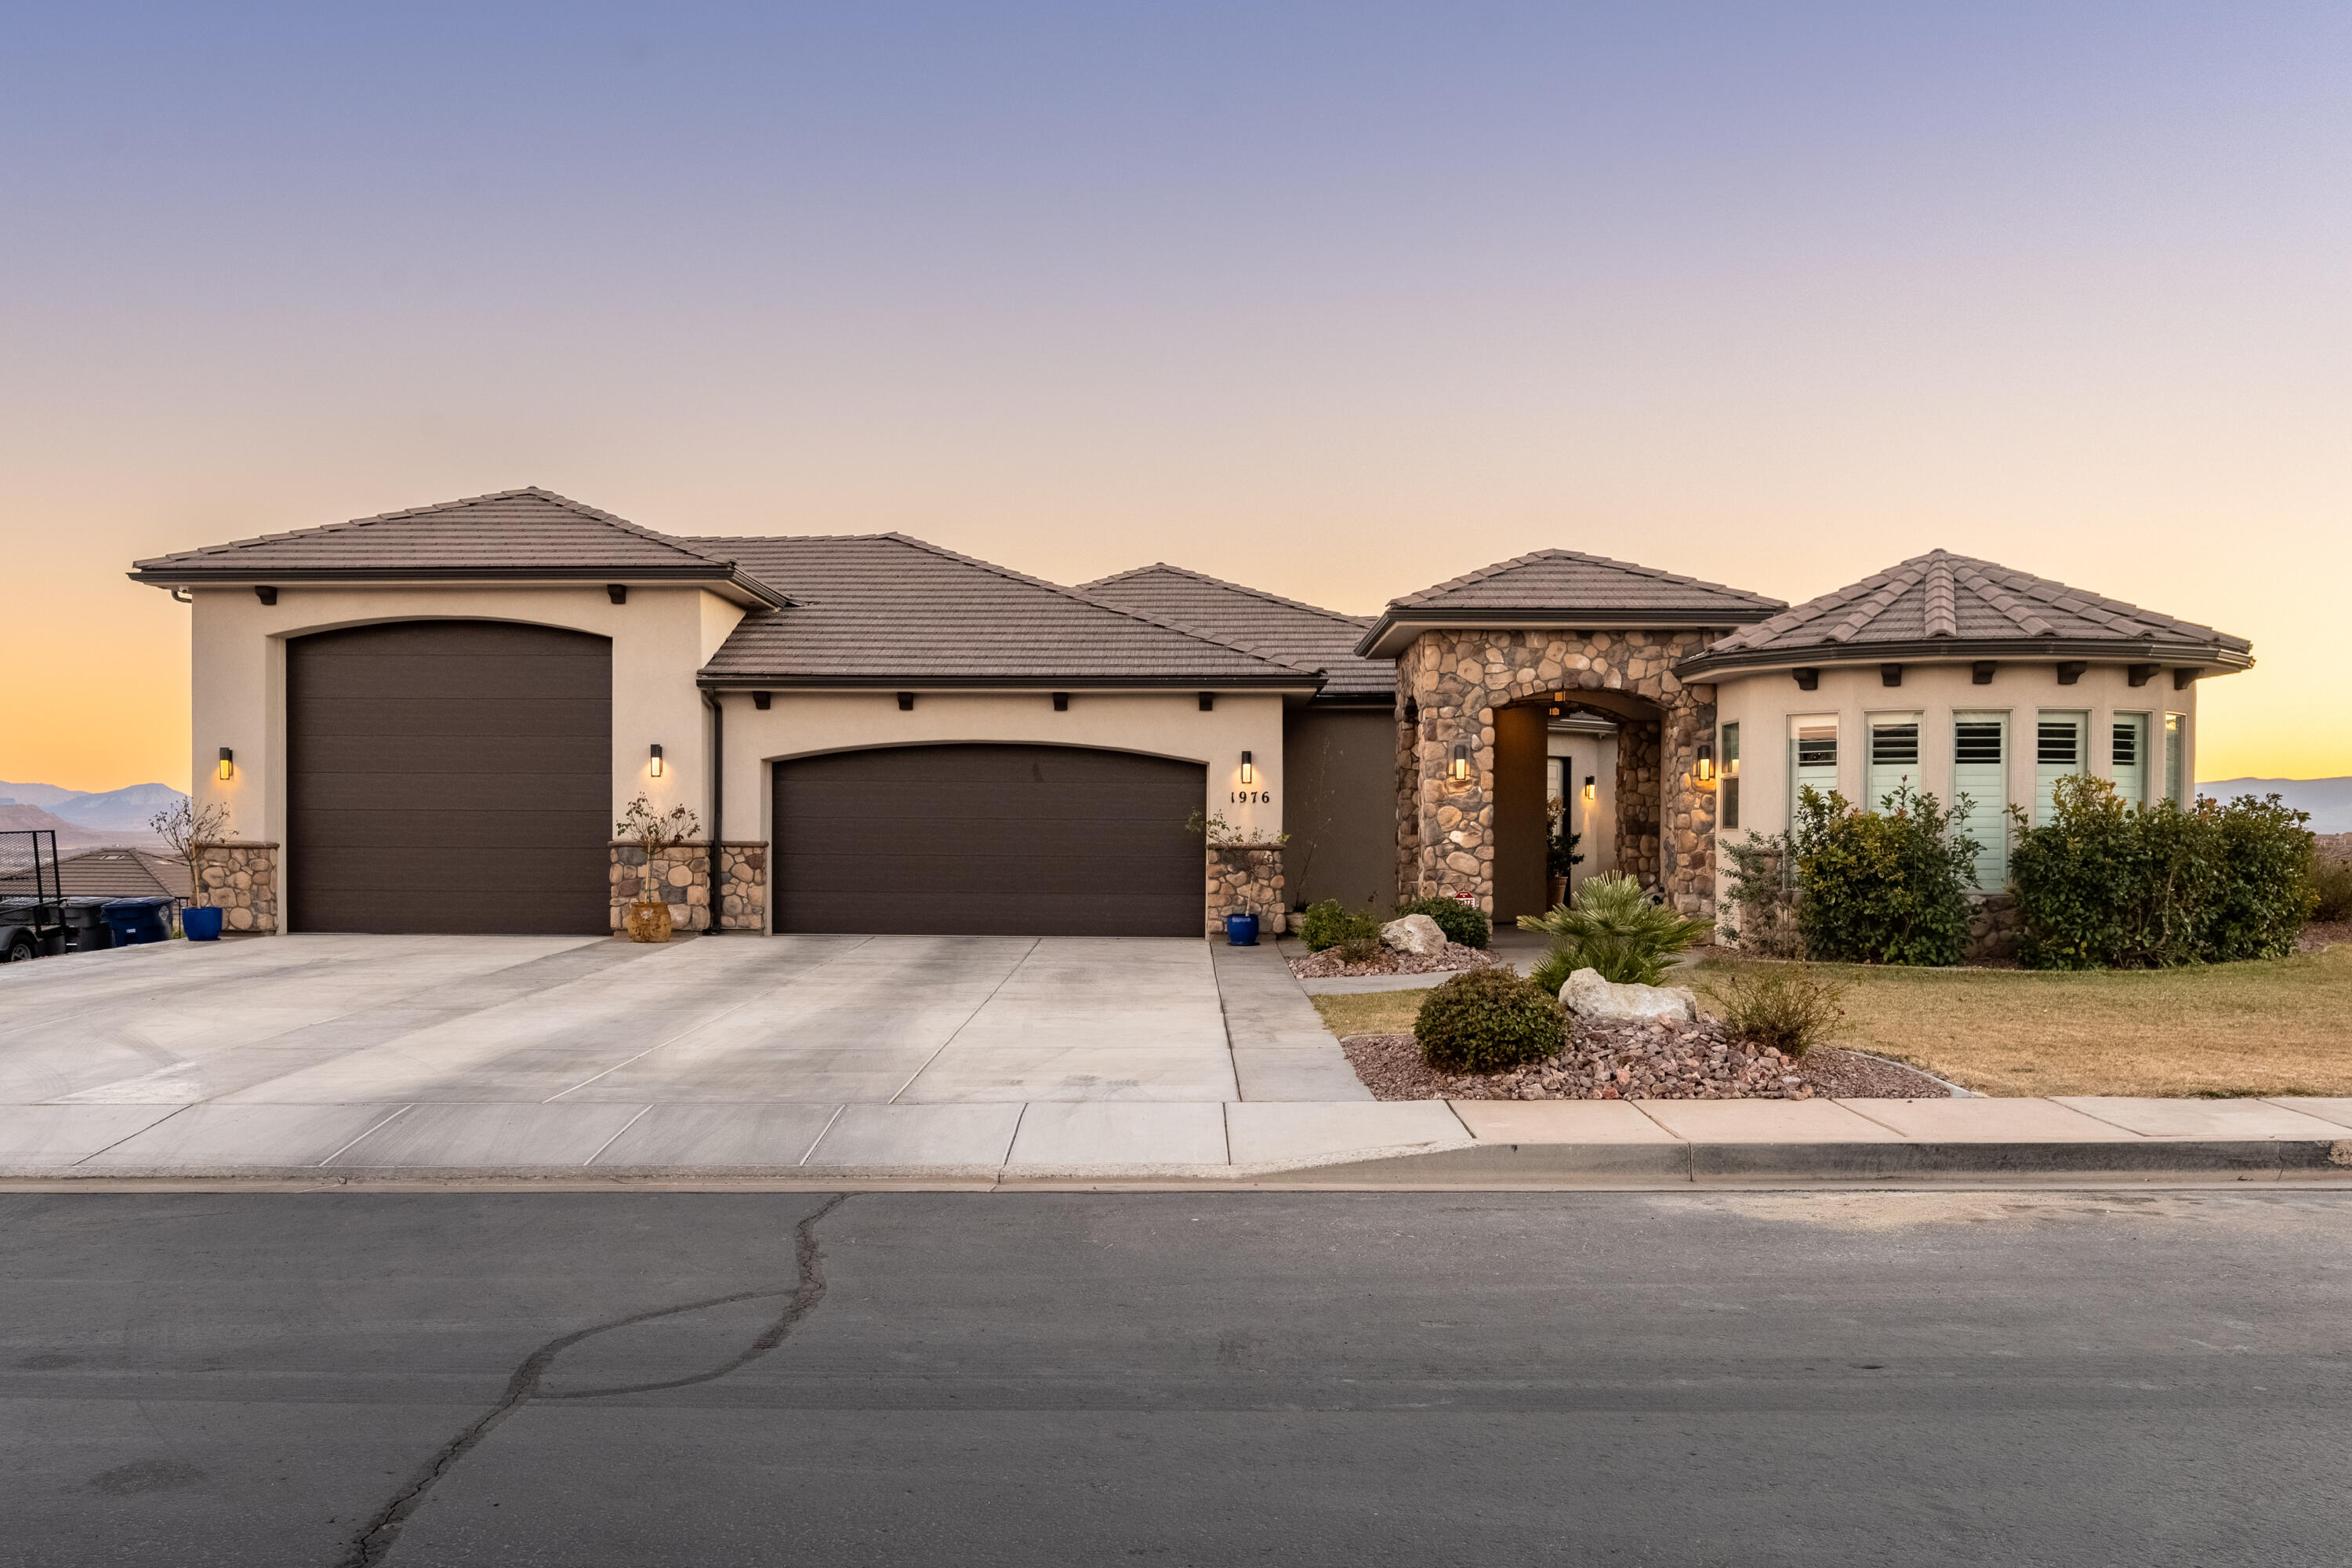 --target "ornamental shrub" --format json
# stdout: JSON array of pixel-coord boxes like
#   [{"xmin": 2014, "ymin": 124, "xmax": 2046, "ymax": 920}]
[
  {"xmin": 2310, "ymin": 856, "xmax": 2352, "ymax": 924},
  {"xmin": 1414, "ymin": 967, "xmax": 1567, "ymax": 1074},
  {"xmin": 1396, "ymin": 895, "xmax": 1490, "ymax": 949},
  {"xmin": 2009, "ymin": 777, "xmax": 2316, "ymax": 968},
  {"xmin": 1791, "ymin": 786, "xmax": 1980, "ymax": 966},
  {"xmin": 1703, "ymin": 963, "xmax": 1849, "ymax": 1058},
  {"xmin": 1298, "ymin": 898, "xmax": 1381, "ymax": 953},
  {"xmin": 1518, "ymin": 872, "xmax": 1711, "ymax": 986},
  {"xmin": 1717, "ymin": 831, "xmax": 1803, "ymax": 958}
]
